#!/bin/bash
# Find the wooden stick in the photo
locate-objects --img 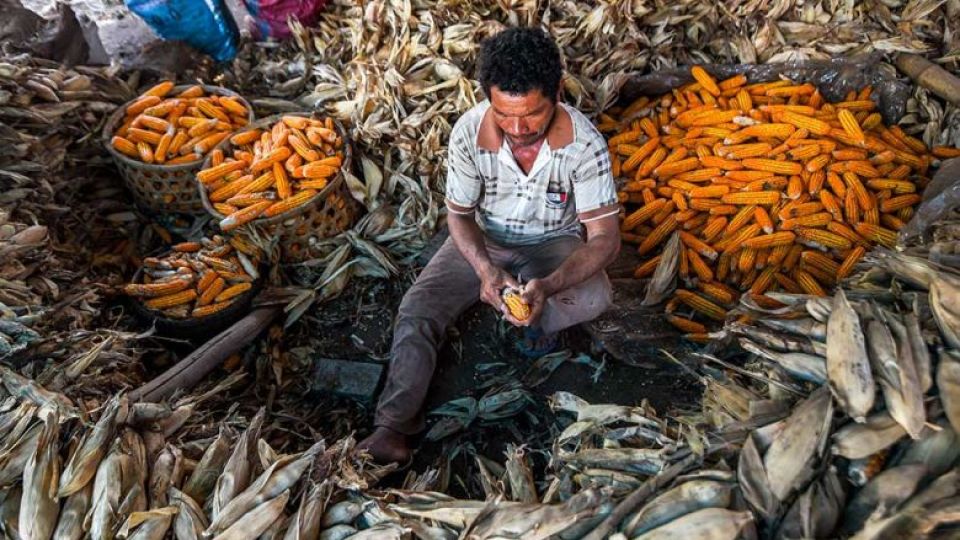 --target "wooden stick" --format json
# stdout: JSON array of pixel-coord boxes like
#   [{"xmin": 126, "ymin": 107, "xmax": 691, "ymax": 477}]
[
  {"xmin": 895, "ymin": 53, "xmax": 960, "ymax": 107},
  {"xmin": 130, "ymin": 306, "xmax": 281, "ymax": 402}
]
